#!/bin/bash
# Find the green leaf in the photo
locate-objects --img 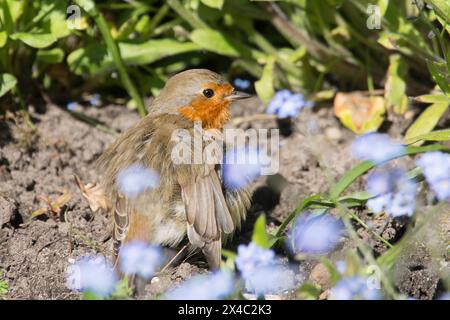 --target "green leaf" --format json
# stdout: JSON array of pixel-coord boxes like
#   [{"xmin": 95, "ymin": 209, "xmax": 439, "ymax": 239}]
[
  {"xmin": 436, "ymin": 16, "xmax": 450, "ymax": 36},
  {"xmin": 274, "ymin": 195, "xmax": 324, "ymax": 238},
  {"xmin": 200, "ymin": 0, "xmax": 224, "ymax": 9},
  {"xmin": 377, "ymin": 33, "xmax": 414, "ymax": 56},
  {"xmin": 329, "ymin": 161, "xmax": 374, "ymax": 200},
  {"xmin": 413, "ymin": 94, "xmax": 450, "ymax": 104},
  {"xmin": 82, "ymin": 291, "xmax": 102, "ymax": 300},
  {"xmin": 190, "ymin": 29, "xmax": 249, "ymax": 57},
  {"xmin": 111, "ymin": 276, "xmax": 132, "ymax": 299},
  {"xmin": 384, "ymin": 54, "xmax": 408, "ymax": 114},
  {"xmin": 36, "ymin": 48, "xmax": 64, "ymax": 64},
  {"xmin": 221, "ymin": 249, "xmax": 237, "ymax": 260},
  {"xmin": 0, "ymin": 279, "xmax": 8, "ymax": 296},
  {"xmin": 10, "ymin": 32, "xmax": 56, "ymax": 49},
  {"xmin": 377, "ymin": 244, "xmax": 400, "ymax": 269},
  {"xmin": 67, "ymin": 40, "xmax": 201, "ymax": 75},
  {"xmin": 222, "ymin": 250, "xmax": 236, "ymax": 271},
  {"xmin": 297, "ymin": 282, "xmax": 321, "ymax": 300},
  {"xmin": 1, "ymin": 0, "xmax": 15, "ymax": 35},
  {"xmin": 424, "ymin": 0, "xmax": 450, "ymax": 24},
  {"xmin": 0, "ymin": 269, "xmax": 8, "ymax": 296},
  {"xmin": 427, "ymin": 60, "xmax": 450, "ymax": 95},
  {"xmin": 74, "ymin": 0, "xmax": 97, "ymax": 15},
  {"xmin": 404, "ymin": 102, "xmax": 449, "ymax": 145},
  {"xmin": 0, "ymin": 73, "xmax": 17, "ymax": 97},
  {"xmin": 6, "ymin": 0, "xmax": 24, "ymax": 23},
  {"xmin": 404, "ymin": 129, "xmax": 450, "ymax": 145},
  {"xmin": 338, "ymin": 191, "xmax": 374, "ymax": 204},
  {"xmin": 0, "ymin": 31, "xmax": 7, "ymax": 48},
  {"xmin": 255, "ymin": 57, "xmax": 275, "ymax": 104},
  {"xmin": 252, "ymin": 214, "xmax": 270, "ymax": 249},
  {"xmin": 44, "ymin": 1, "xmax": 70, "ymax": 39}
]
